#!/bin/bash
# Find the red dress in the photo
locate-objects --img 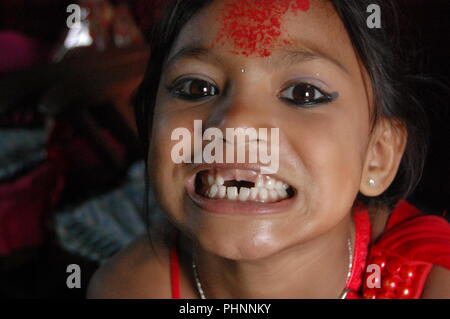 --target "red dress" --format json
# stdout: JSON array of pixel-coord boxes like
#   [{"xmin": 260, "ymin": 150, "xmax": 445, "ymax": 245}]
[{"xmin": 169, "ymin": 200, "xmax": 450, "ymax": 299}]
